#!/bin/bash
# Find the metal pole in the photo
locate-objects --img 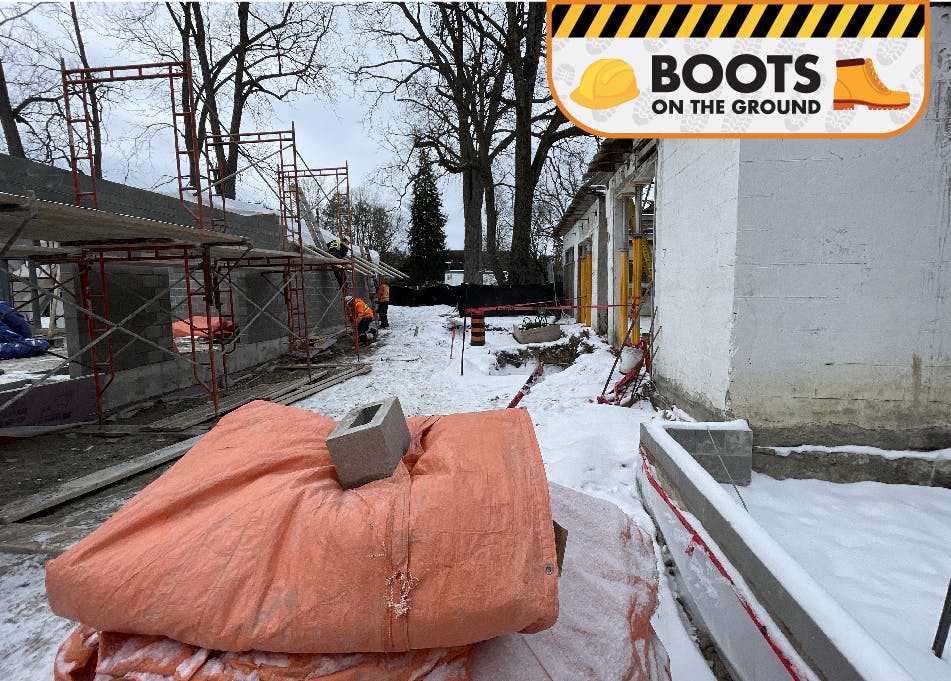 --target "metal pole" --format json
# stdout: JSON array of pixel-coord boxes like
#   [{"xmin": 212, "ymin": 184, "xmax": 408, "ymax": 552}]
[
  {"xmin": 27, "ymin": 252, "xmax": 42, "ymax": 328},
  {"xmin": 934, "ymin": 577, "xmax": 951, "ymax": 657},
  {"xmin": 0, "ymin": 258, "xmax": 12, "ymax": 303}
]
